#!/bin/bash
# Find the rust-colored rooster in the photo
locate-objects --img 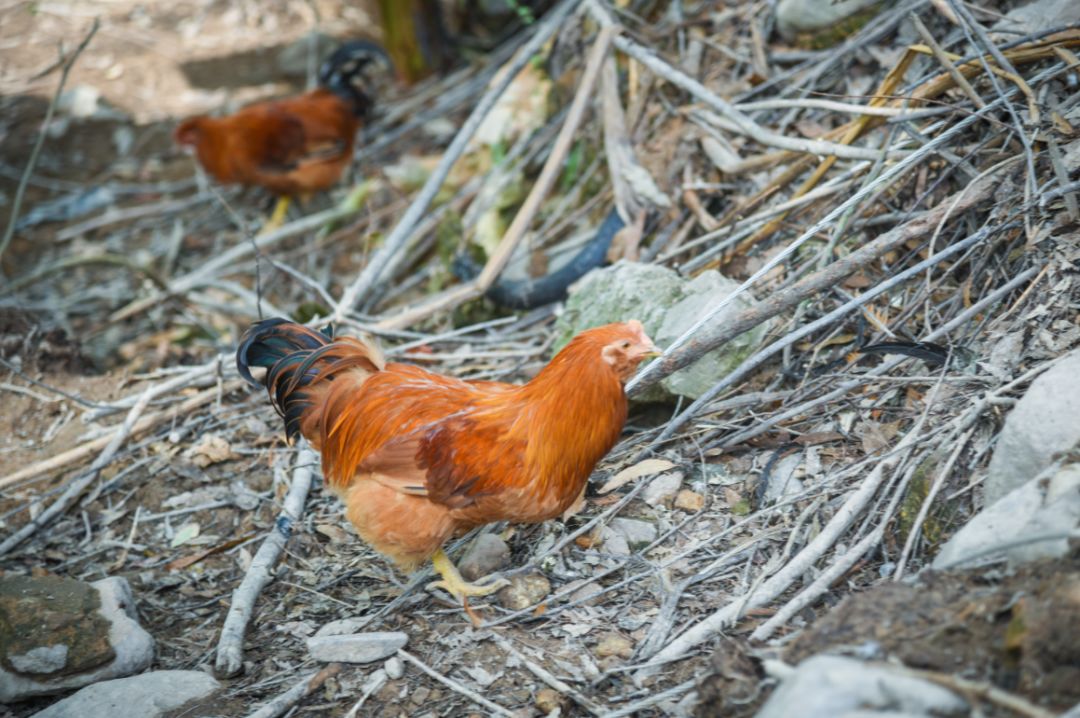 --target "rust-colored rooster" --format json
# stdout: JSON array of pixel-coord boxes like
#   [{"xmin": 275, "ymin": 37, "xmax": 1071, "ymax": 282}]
[
  {"xmin": 175, "ymin": 41, "xmax": 390, "ymax": 231},
  {"xmin": 237, "ymin": 318, "xmax": 658, "ymax": 610}
]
